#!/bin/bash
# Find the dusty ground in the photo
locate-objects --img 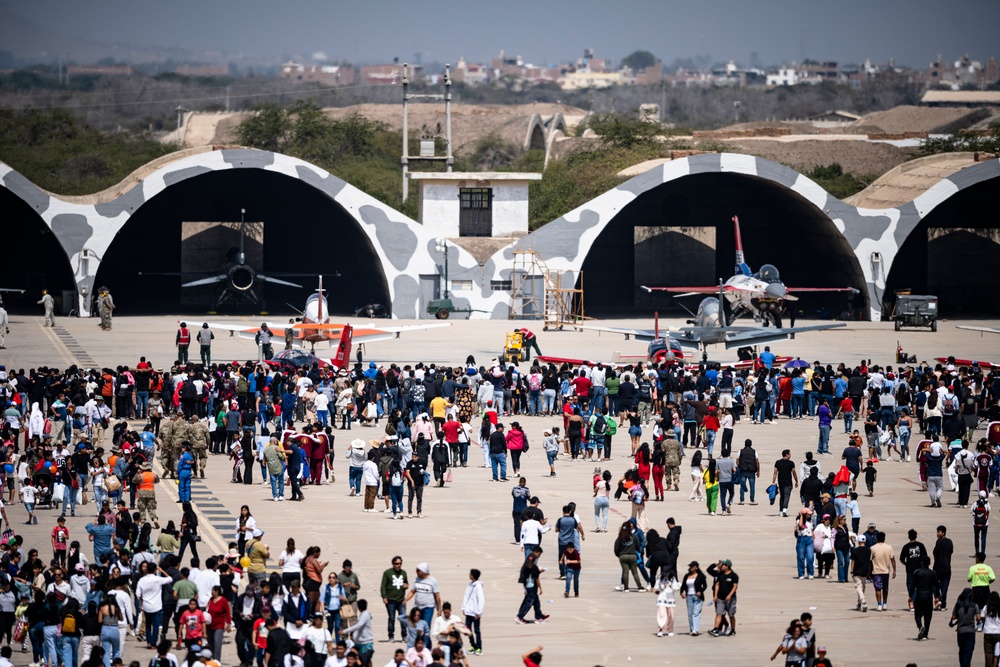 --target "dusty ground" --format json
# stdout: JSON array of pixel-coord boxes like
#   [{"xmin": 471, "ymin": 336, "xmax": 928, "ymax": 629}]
[{"xmin": 4, "ymin": 314, "xmax": 1000, "ymax": 667}]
